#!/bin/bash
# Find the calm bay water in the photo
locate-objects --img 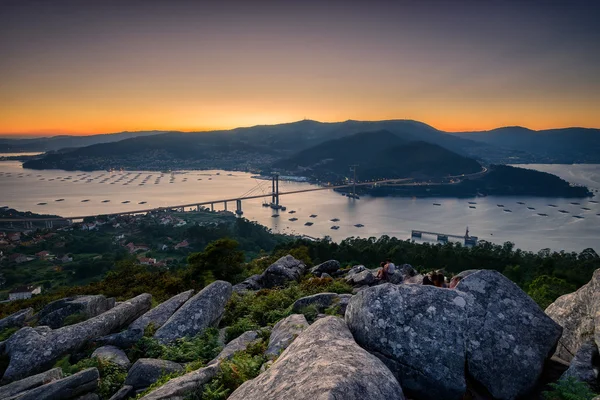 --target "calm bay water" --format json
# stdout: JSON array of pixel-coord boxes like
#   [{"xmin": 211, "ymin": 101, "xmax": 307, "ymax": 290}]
[{"xmin": 0, "ymin": 161, "xmax": 599, "ymax": 253}]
